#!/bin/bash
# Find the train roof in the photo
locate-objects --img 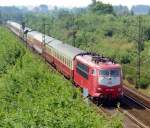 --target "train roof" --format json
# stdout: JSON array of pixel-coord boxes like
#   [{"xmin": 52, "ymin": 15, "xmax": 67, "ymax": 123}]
[
  {"xmin": 7, "ymin": 21, "xmax": 32, "ymax": 33},
  {"xmin": 48, "ymin": 41, "xmax": 85, "ymax": 59},
  {"xmin": 7, "ymin": 21, "xmax": 84, "ymax": 59},
  {"xmin": 7, "ymin": 21, "xmax": 21, "ymax": 29},
  {"xmin": 28, "ymin": 29, "xmax": 85, "ymax": 59}
]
